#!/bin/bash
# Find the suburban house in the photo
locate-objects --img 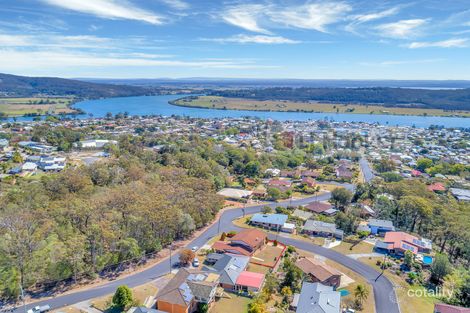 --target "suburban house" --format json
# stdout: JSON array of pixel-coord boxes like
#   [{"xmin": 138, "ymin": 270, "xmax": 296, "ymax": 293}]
[
  {"xmin": 434, "ymin": 303, "xmax": 470, "ymax": 313},
  {"xmin": 427, "ymin": 183, "xmax": 446, "ymax": 193},
  {"xmin": 367, "ymin": 219, "xmax": 395, "ymax": 235},
  {"xmin": 301, "ymin": 177, "xmax": 316, "ymax": 188},
  {"xmin": 450, "ymin": 188, "xmax": 470, "ymax": 202},
  {"xmin": 216, "ymin": 188, "xmax": 252, "ymax": 200},
  {"xmin": 304, "ymin": 201, "xmax": 337, "ymax": 215},
  {"xmin": 250, "ymin": 213, "xmax": 288, "ymax": 231},
  {"xmin": 229, "ymin": 229, "xmax": 266, "ymax": 254},
  {"xmin": 267, "ymin": 179, "xmax": 292, "ymax": 192},
  {"xmin": 295, "ymin": 257, "xmax": 342, "ymax": 289},
  {"xmin": 292, "ymin": 209, "xmax": 313, "ymax": 221},
  {"xmin": 212, "ymin": 229, "xmax": 267, "ymax": 256},
  {"xmin": 376, "ymin": 231, "xmax": 432, "ymax": 255},
  {"xmin": 292, "ymin": 282, "xmax": 341, "ymax": 313},
  {"xmin": 207, "ymin": 254, "xmax": 265, "ymax": 293},
  {"xmin": 205, "ymin": 253, "xmax": 225, "ymax": 265},
  {"xmin": 302, "ymin": 220, "xmax": 344, "ymax": 240},
  {"xmin": 336, "ymin": 164, "xmax": 353, "ymax": 179},
  {"xmin": 156, "ymin": 269, "xmax": 220, "ymax": 313},
  {"xmin": 128, "ymin": 307, "xmax": 166, "ymax": 313}
]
